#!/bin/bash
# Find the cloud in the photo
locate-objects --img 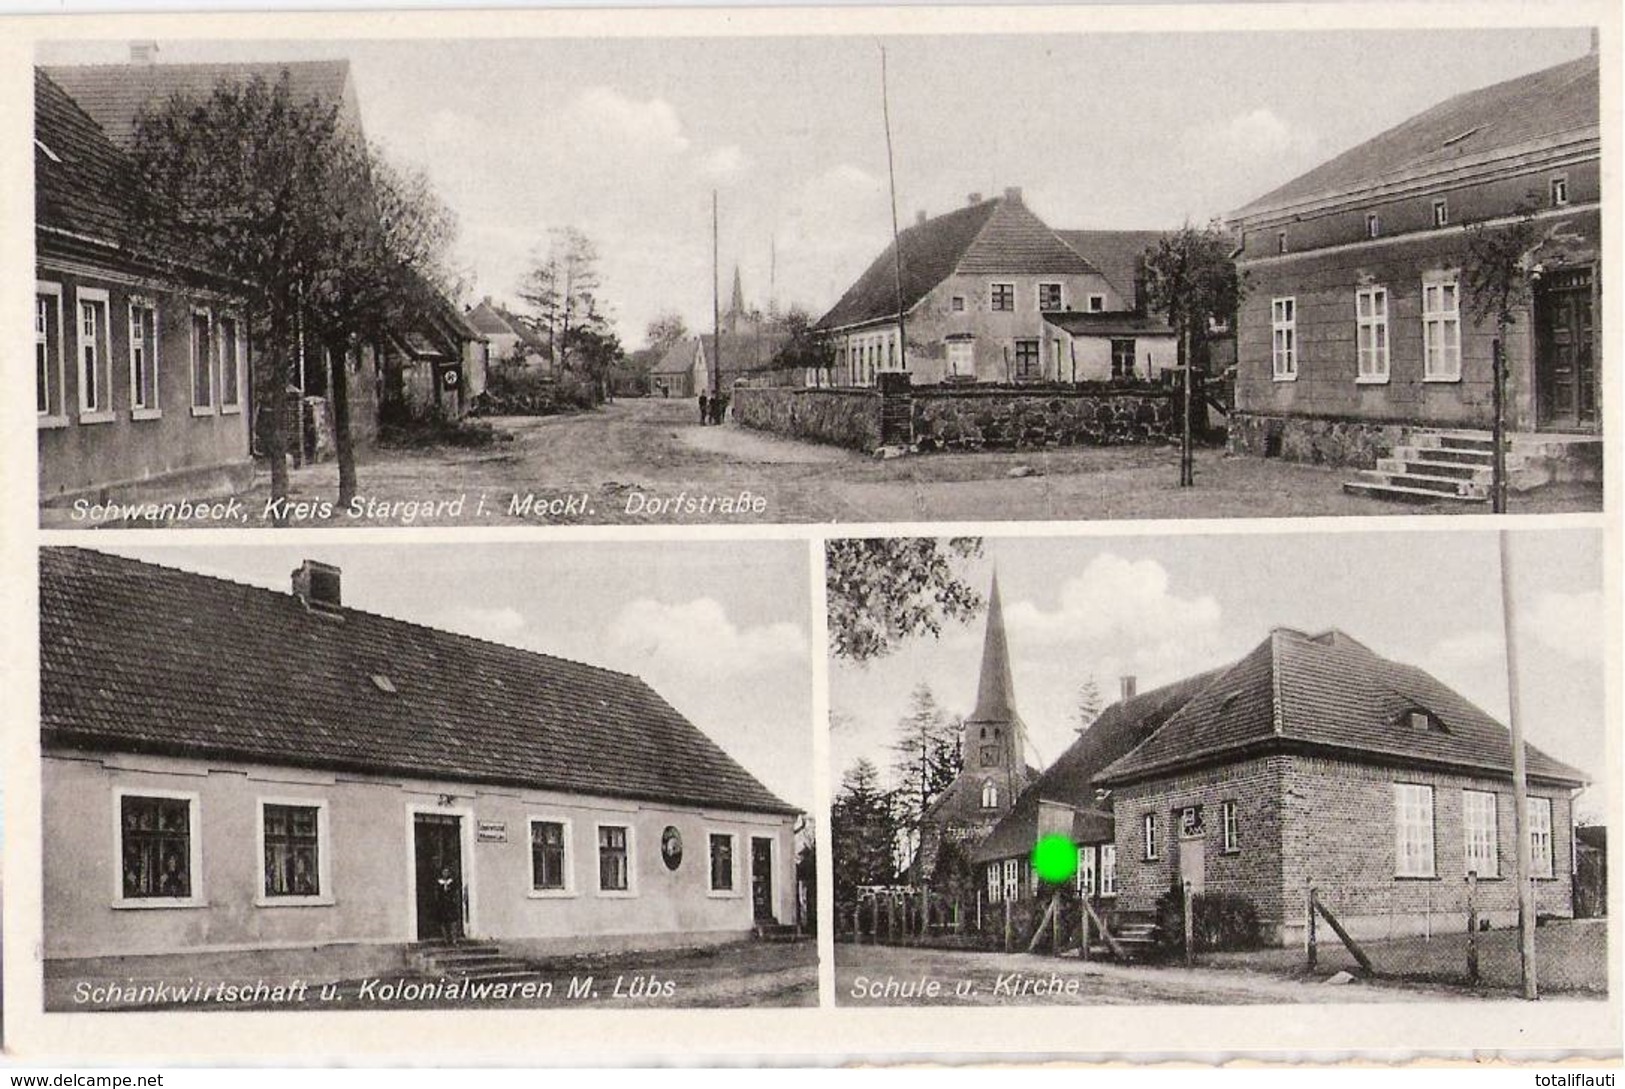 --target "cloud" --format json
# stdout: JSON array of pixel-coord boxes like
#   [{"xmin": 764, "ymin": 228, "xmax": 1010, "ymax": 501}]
[
  {"xmin": 565, "ymin": 87, "xmax": 691, "ymax": 156},
  {"xmin": 606, "ymin": 597, "xmax": 807, "ymax": 676},
  {"xmin": 1177, "ymin": 108, "xmax": 1320, "ymax": 213},
  {"xmin": 438, "ymin": 605, "xmax": 528, "ymax": 643},
  {"xmin": 1523, "ymin": 590, "xmax": 1604, "ymax": 661},
  {"xmin": 699, "ymin": 144, "xmax": 750, "ymax": 181}
]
